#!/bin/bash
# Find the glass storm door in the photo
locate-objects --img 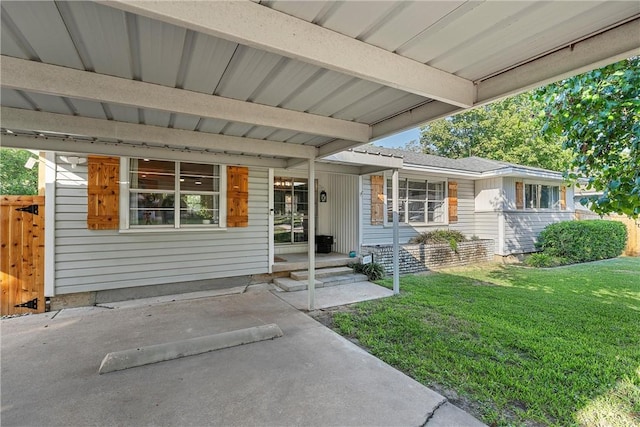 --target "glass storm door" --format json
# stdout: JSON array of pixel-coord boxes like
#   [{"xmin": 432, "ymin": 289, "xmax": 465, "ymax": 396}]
[{"xmin": 273, "ymin": 177, "xmax": 309, "ymax": 244}]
